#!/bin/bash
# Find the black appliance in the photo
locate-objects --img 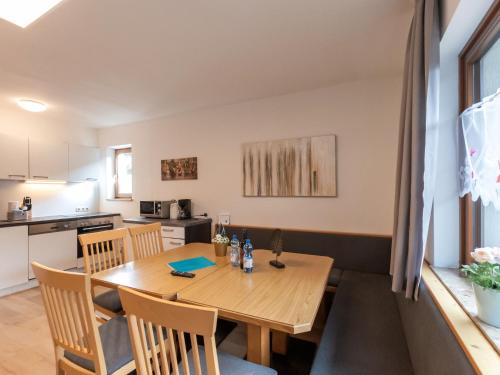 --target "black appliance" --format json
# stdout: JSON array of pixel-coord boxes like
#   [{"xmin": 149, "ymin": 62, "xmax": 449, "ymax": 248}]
[
  {"xmin": 22, "ymin": 196, "xmax": 32, "ymax": 211},
  {"xmin": 76, "ymin": 217, "xmax": 114, "ymax": 258},
  {"xmin": 177, "ymin": 199, "xmax": 191, "ymax": 220}
]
